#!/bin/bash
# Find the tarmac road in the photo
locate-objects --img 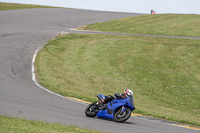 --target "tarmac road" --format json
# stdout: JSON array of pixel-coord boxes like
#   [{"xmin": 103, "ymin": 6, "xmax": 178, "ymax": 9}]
[{"xmin": 0, "ymin": 8, "xmax": 199, "ymax": 133}]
